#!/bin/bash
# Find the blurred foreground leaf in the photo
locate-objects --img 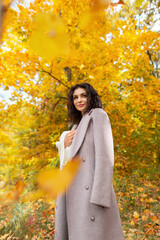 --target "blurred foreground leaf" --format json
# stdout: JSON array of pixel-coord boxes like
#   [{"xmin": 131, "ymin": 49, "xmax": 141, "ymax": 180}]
[
  {"xmin": 28, "ymin": 12, "xmax": 70, "ymax": 60},
  {"xmin": 1, "ymin": 158, "xmax": 80, "ymax": 202},
  {"xmin": 21, "ymin": 157, "xmax": 81, "ymax": 202},
  {"xmin": 37, "ymin": 157, "xmax": 81, "ymax": 198},
  {"xmin": 2, "ymin": 179, "xmax": 26, "ymax": 201},
  {"xmin": 80, "ymin": 0, "xmax": 125, "ymax": 28}
]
